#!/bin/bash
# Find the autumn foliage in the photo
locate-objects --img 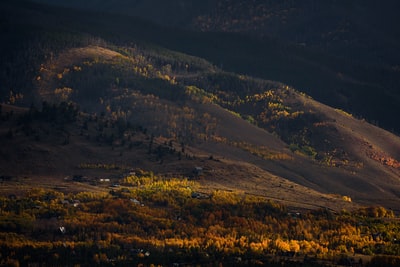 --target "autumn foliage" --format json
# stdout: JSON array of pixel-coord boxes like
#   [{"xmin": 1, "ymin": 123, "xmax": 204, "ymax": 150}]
[{"xmin": 0, "ymin": 172, "xmax": 399, "ymax": 266}]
